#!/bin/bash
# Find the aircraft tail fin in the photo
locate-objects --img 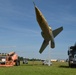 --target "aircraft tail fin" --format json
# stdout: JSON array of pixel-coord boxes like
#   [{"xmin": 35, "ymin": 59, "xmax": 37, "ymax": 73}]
[
  {"xmin": 39, "ymin": 40, "xmax": 49, "ymax": 54},
  {"xmin": 53, "ymin": 27, "xmax": 63, "ymax": 38}
]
